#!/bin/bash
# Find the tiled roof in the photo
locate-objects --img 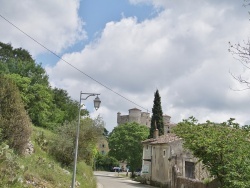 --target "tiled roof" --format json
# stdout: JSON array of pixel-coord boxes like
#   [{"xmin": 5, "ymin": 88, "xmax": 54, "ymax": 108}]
[{"xmin": 142, "ymin": 133, "xmax": 181, "ymax": 144}]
